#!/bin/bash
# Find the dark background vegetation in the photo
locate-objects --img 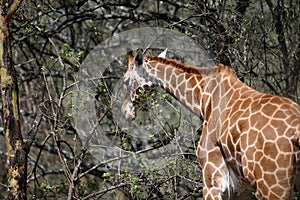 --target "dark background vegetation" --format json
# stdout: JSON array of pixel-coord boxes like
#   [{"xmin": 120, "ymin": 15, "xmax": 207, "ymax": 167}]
[{"xmin": 0, "ymin": 0, "xmax": 299, "ymax": 199}]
